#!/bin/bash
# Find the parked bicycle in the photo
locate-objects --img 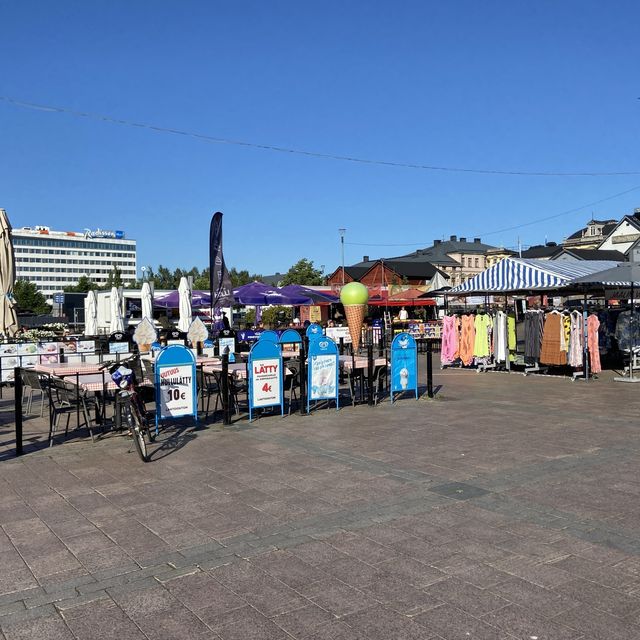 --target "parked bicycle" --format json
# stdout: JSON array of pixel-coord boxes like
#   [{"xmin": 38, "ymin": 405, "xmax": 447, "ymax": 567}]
[{"xmin": 100, "ymin": 354, "xmax": 153, "ymax": 462}]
